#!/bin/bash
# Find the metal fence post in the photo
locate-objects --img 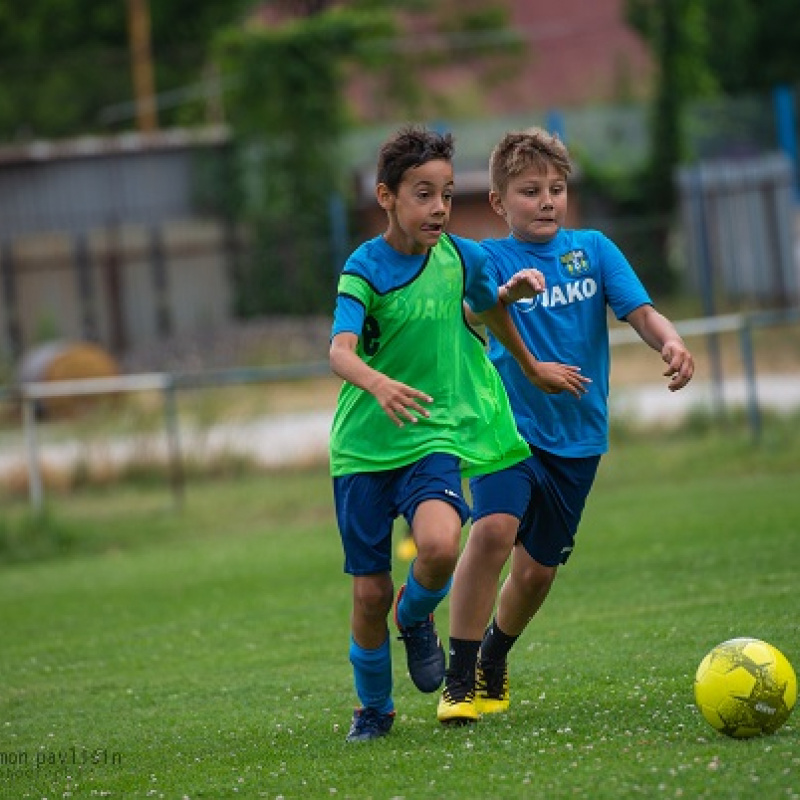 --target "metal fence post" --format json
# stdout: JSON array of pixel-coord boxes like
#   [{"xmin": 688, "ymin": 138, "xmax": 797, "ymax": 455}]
[
  {"xmin": 739, "ymin": 317, "xmax": 762, "ymax": 443},
  {"xmin": 163, "ymin": 379, "xmax": 184, "ymax": 510},
  {"xmin": 690, "ymin": 167, "xmax": 726, "ymax": 420},
  {"xmin": 22, "ymin": 395, "xmax": 44, "ymax": 514}
]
